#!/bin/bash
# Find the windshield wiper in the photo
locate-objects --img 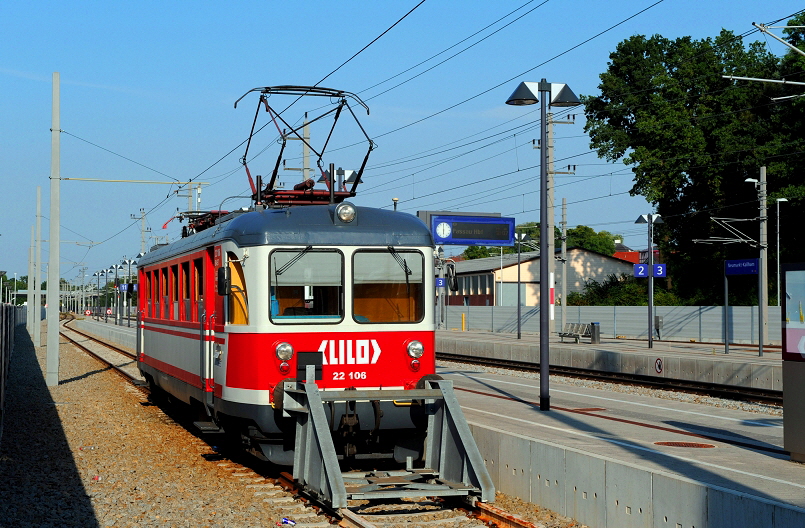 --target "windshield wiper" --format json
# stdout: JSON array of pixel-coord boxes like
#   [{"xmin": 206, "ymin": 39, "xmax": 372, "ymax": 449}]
[
  {"xmin": 275, "ymin": 245, "xmax": 313, "ymax": 275},
  {"xmin": 387, "ymin": 246, "xmax": 412, "ymax": 276}
]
